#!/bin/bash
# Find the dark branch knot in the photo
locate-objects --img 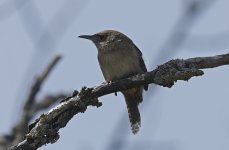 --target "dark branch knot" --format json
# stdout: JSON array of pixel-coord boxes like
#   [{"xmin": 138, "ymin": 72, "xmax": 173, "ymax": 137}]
[{"xmin": 154, "ymin": 59, "xmax": 204, "ymax": 88}]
